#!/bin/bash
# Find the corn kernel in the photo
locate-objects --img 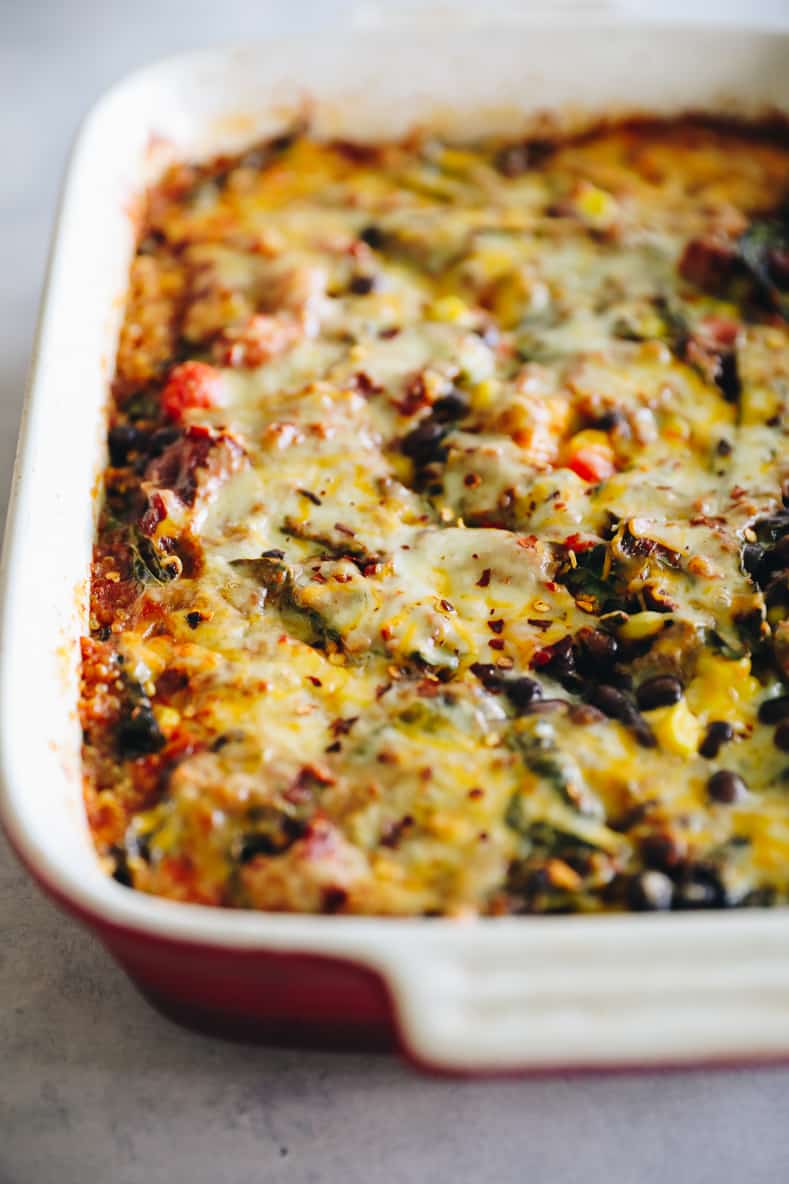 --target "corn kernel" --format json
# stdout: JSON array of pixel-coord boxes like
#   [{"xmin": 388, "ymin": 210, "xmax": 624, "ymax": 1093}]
[
  {"xmin": 686, "ymin": 653, "xmax": 760, "ymax": 723},
  {"xmin": 427, "ymin": 295, "xmax": 471, "ymax": 324},
  {"xmin": 648, "ymin": 700, "xmax": 702, "ymax": 758},
  {"xmin": 572, "ymin": 182, "xmax": 619, "ymax": 229},
  {"xmin": 153, "ymin": 705, "xmax": 181, "ymax": 737},
  {"xmin": 565, "ymin": 429, "xmax": 610, "ymax": 453},
  {"xmin": 617, "ymin": 611, "xmax": 666, "ymax": 641},
  {"xmin": 663, "ymin": 414, "xmax": 690, "ymax": 442}
]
